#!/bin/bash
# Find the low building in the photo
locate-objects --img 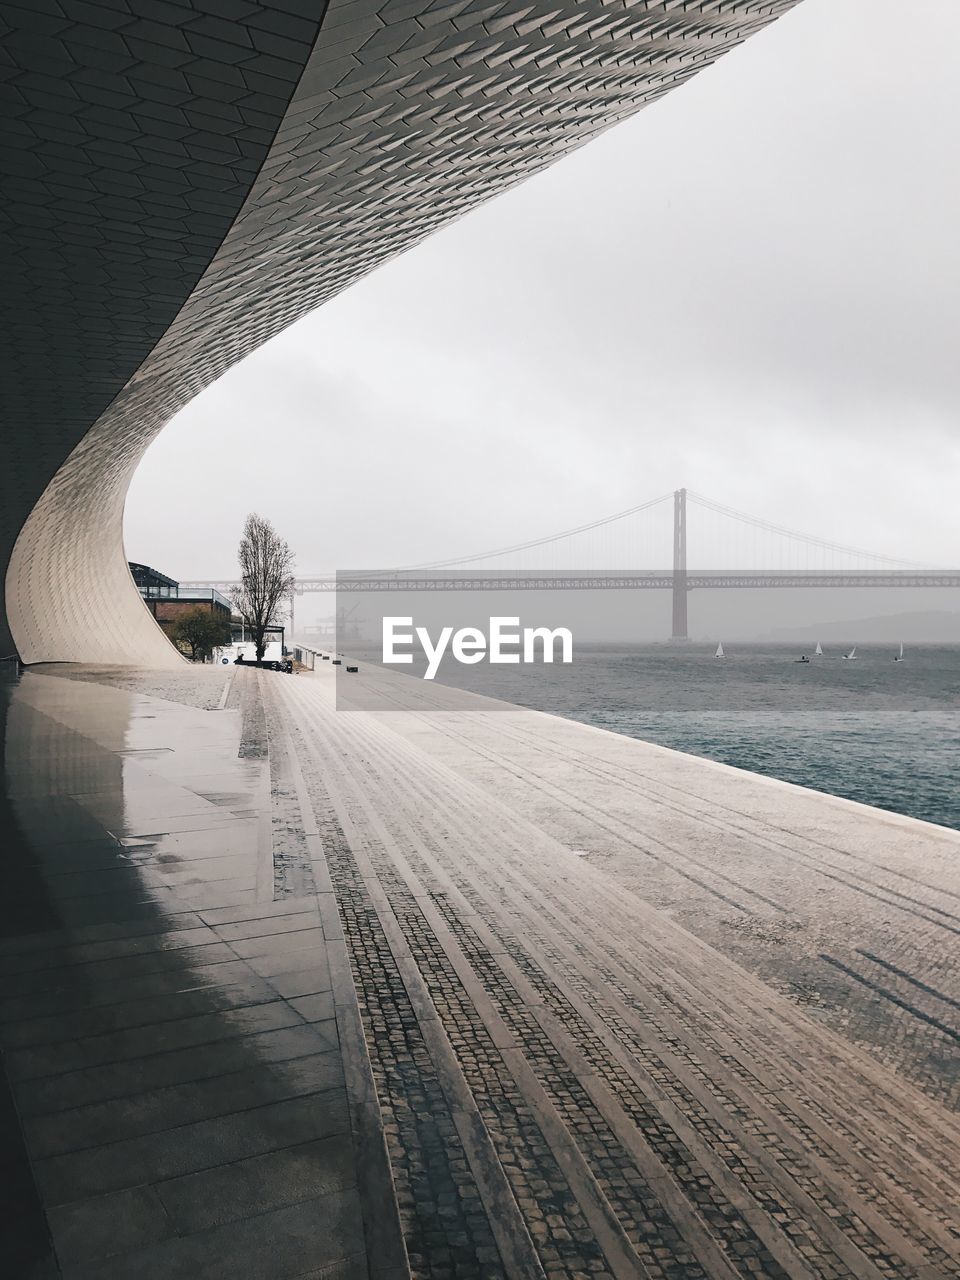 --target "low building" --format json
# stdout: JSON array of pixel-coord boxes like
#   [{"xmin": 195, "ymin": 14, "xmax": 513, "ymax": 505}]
[
  {"xmin": 217, "ymin": 619, "xmax": 286, "ymax": 664},
  {"xmin": 130, "ymin": 563, "xmax": 232, "ymax": 646},
  {"xmin": 229, "ymin": 619, "xmax": 285, "ymax": 650},
  {"xmin": 129, "ymin": 562, "xmax": 178, "ymax": 598},
  {"xmin": 130, "ymin": 563, "xmax": 287, "ymax": 659}
]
